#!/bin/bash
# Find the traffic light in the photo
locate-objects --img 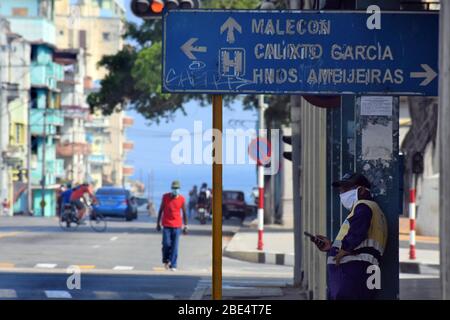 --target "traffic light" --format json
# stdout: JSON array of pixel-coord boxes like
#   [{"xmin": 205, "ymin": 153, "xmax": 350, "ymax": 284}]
[
  {"xmin": 282, "ymin": 135, "xmax": 292, "ymax": 161},
  {"xmin": 131, "ymin": 0, "xmax": 201, "ymax": 19}
]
